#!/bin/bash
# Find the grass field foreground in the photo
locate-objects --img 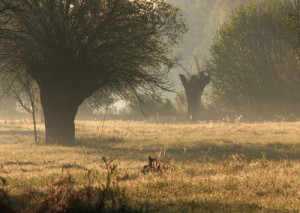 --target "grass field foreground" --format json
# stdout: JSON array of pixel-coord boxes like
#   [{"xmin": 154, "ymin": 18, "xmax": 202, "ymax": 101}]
[{"xmin": 0, "ymin": 120, "xmax": 299, "ymax": 212}]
